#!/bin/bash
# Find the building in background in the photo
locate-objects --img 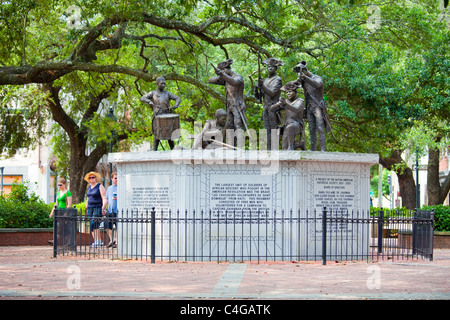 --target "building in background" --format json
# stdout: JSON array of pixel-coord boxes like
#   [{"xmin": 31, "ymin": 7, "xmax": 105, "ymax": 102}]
[{"xmin": 0, "ymin": 141, "xmax": 56, "ymax": 203}]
